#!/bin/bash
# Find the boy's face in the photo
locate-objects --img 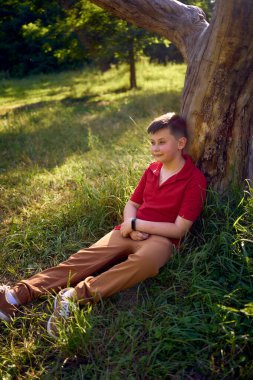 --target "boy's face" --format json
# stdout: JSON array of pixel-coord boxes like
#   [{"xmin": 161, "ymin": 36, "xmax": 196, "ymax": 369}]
[{"xmin": 149, "ymin": 128, "xmax": 187, "ymax": 164}]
